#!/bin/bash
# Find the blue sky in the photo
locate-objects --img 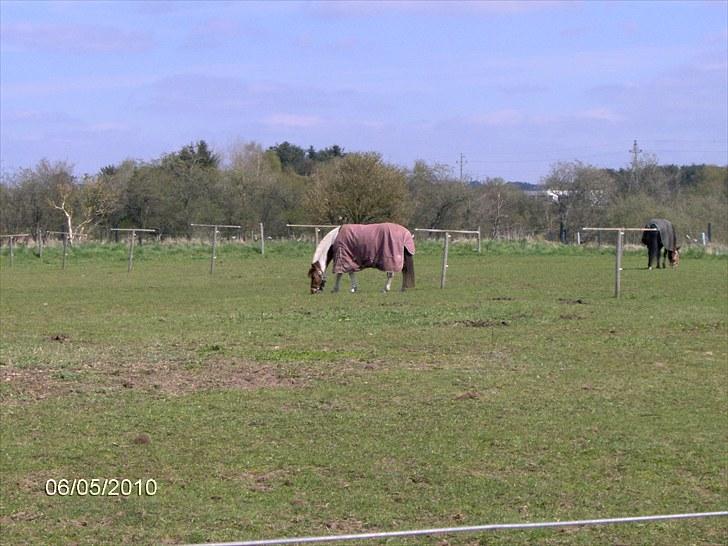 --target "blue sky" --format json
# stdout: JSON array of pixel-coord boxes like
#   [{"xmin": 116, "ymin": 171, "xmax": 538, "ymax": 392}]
[{"xmin": 1, "ymin": 0, "xmax": 726, "ymax": 183}]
